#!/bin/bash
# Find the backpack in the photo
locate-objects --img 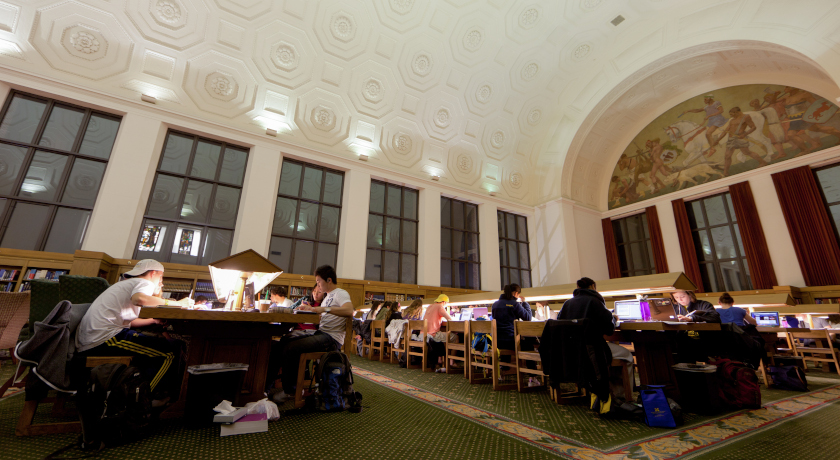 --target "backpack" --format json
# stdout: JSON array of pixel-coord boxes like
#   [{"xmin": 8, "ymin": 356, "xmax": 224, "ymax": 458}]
[
  {"xmin": 471, "ymin": 332, "xmax": 492, "ymax": 353},
  {"xmin": 767, "ymin": 365, "xmax": 809, "ymax": 392},
  {"xmin": 78, "ymin": 363, "xmax": 154, "ymax": 451},
  {"xmin": 712, "ymin": 359, "xmax": 761, "ymax": 409},
  {"xmin": 305, "ymin": 351, "xmax": 363, "ymax": 413}
]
